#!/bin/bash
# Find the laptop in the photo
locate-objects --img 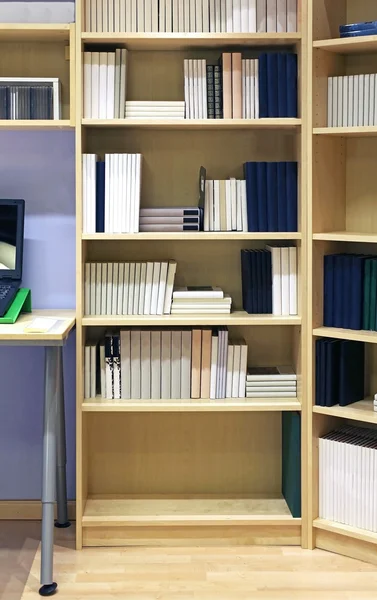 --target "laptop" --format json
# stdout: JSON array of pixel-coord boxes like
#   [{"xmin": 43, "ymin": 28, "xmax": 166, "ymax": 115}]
[{"xmin": 0, "ymin": 199, "xmax": 25, "ymax": 317}]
